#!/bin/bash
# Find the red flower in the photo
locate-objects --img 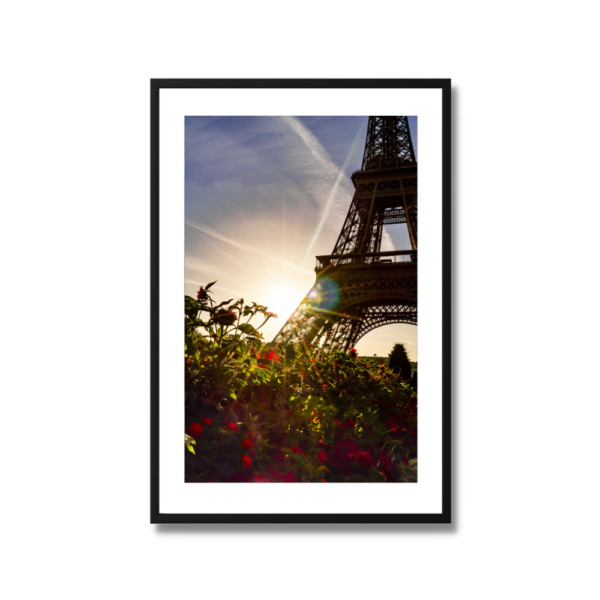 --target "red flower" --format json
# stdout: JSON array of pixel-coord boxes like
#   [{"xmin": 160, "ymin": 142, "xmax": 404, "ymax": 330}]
[
  {"xmin": 197, "ymin": 286, "xmax": 208, "ymax": 300},
  {"xmin": 378, "ymin": 452, "xmax": 394, "ymax": 480},
  {"xmin": 318, "ymin": 451, "xmax": 328, "ymax": 464},
  {"xmin": 290, "ymin": 446, "xmax": 306, "ymax": 456},
  {"xmin": 227, "ymin": 422, "xmax": 239, "ymax": 432},
  {"xmin": 385, "ymin": 418, "xmax": 402, "ymax": 438},
  {"xmin": 353, "ymin": 451, "xmax": 375, "ymax": 467},
  {"xmin": 242, "ymin": 455, "xmax": 252, "ymax": 468},
  {"xmin": 402, "ymin": 456, "xmax": 410, "ymax": 467},
  {"xmin": 242, "ymin": 434, "xmax": 255, "ymax": 452},
  {"xmin": 202, "ymin": 417, "xmax": 212, "ymax": 426},
  {"xmin": 378, "ymin": 453, "xmax": 392, "ymax": 471},
  {"xmin": 265, "ymin": 349, "xmax": 280, "ymax": 361},
  {"xmin": 334, "ymin": 420, "xmax": 341, "ymax": 428},
  {"xmin": 346, "ymin": 418, "xmax": 356, "ymax": 429},
  {"xmin": 189, "ymin": 422, "xmax": 203, "ymax": 437},
  {"xmin": 329, "ymin": 439, "xmax": 362, "ymax": 472}
]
